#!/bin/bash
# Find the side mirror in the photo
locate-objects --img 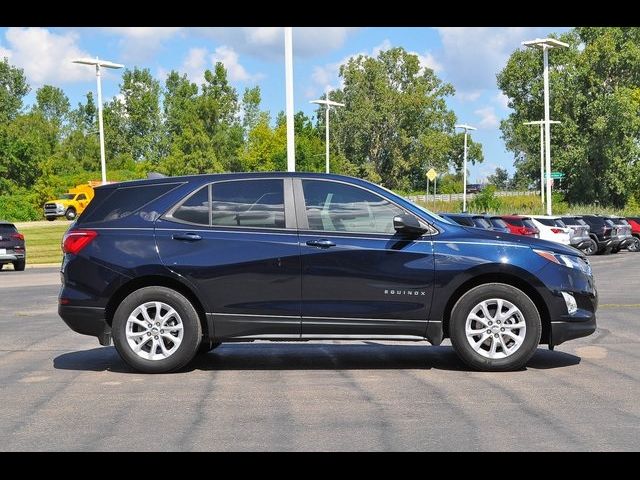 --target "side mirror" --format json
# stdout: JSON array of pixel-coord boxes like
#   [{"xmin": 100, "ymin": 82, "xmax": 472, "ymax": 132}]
[{"xmin": 393, "ymin": 214, "xmax": 427, "ymax": 236}]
